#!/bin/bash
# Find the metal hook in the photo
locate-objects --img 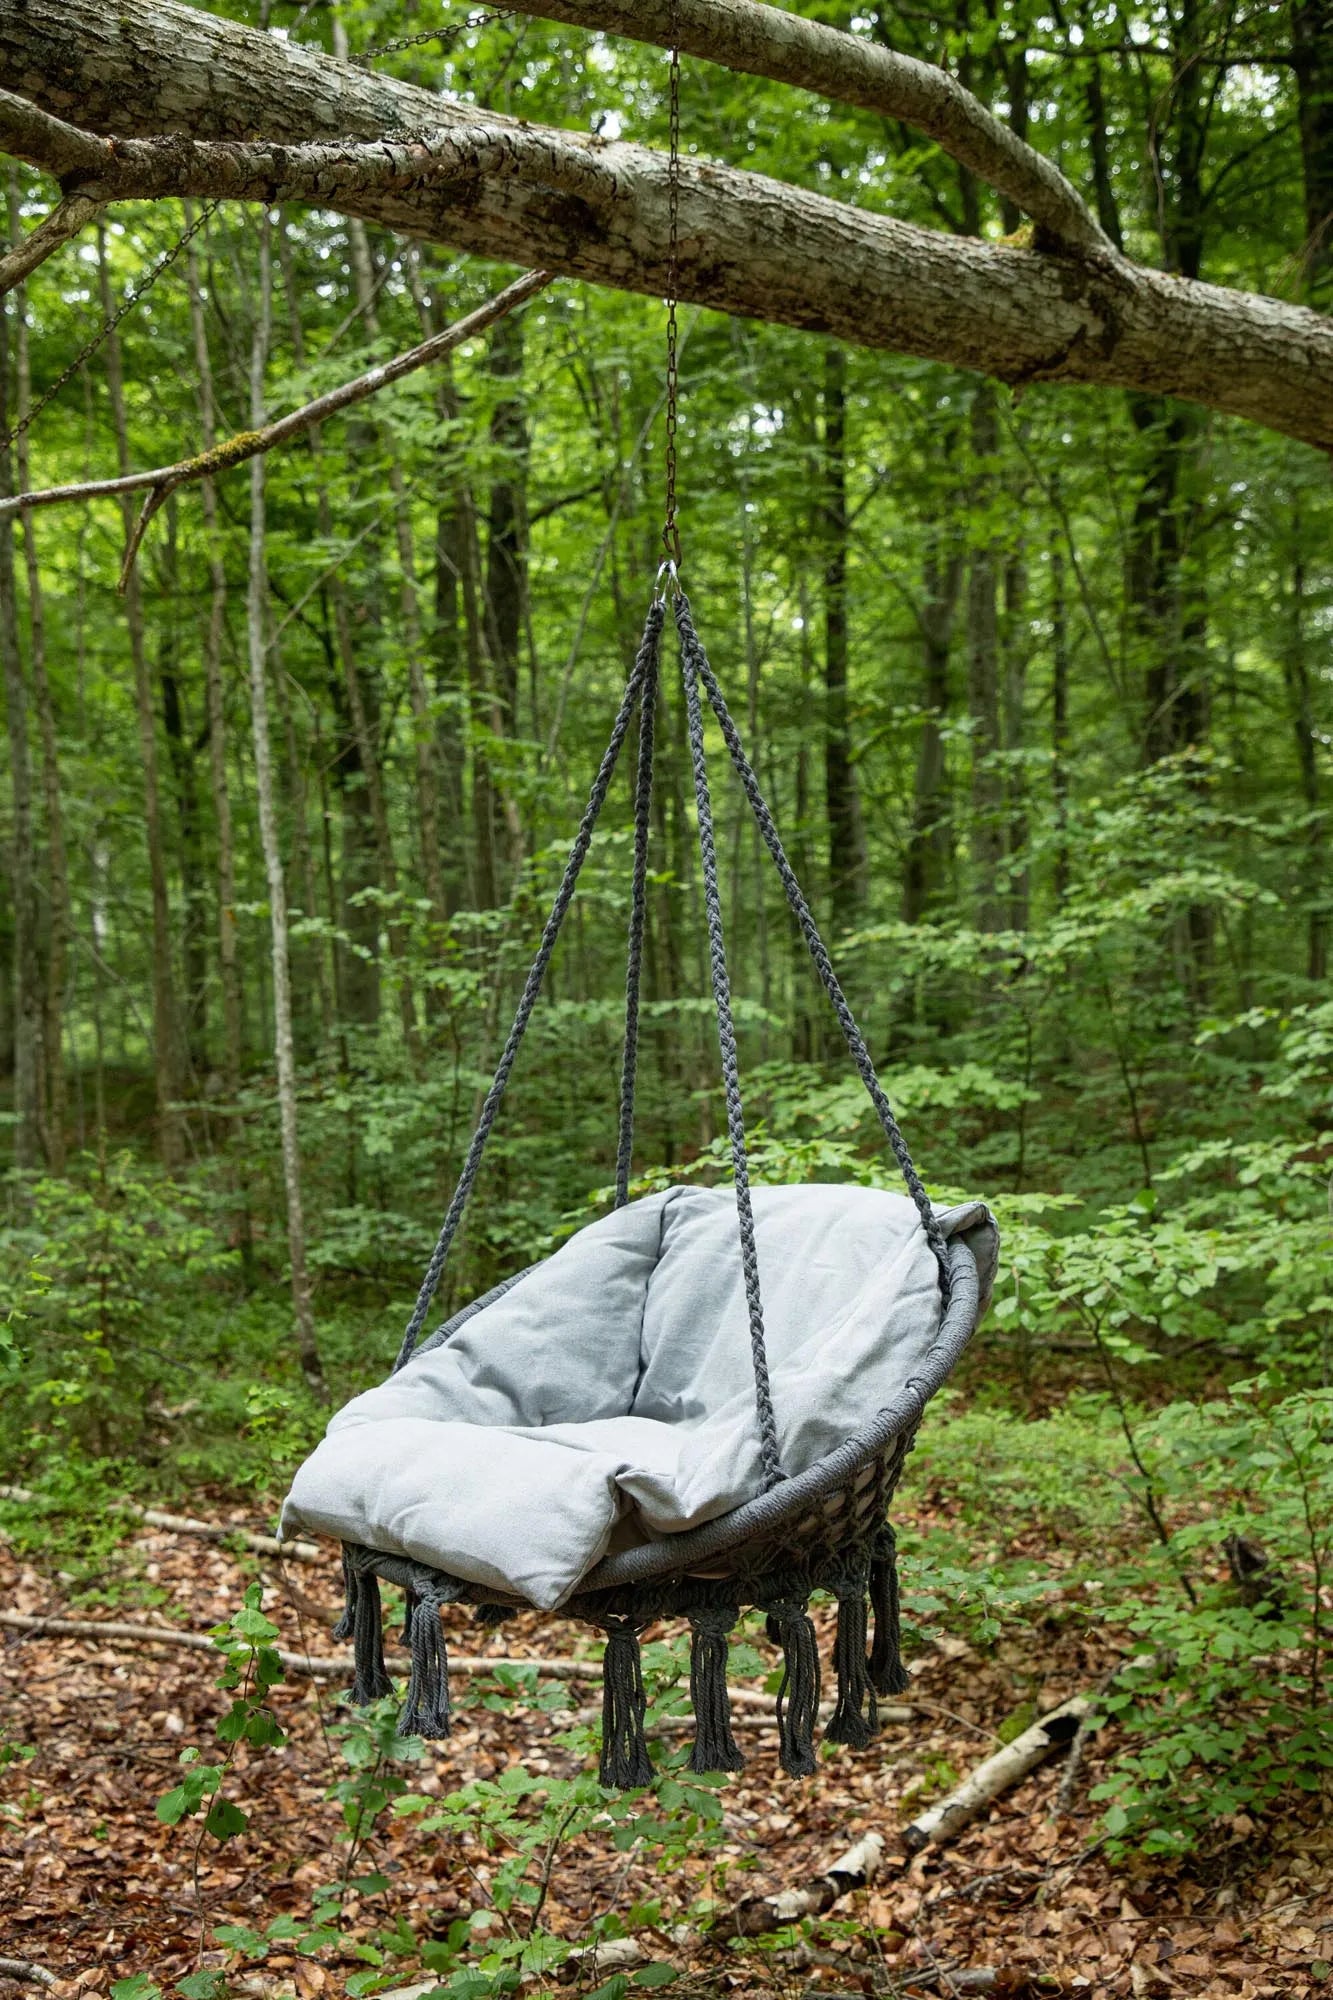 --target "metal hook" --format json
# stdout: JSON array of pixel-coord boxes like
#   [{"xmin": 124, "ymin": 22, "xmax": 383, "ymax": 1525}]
[{"xmin": 653, "ymin": 557, "xmax": 681, "ymax": 604}]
